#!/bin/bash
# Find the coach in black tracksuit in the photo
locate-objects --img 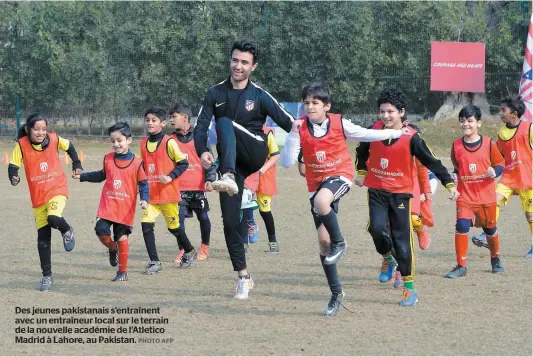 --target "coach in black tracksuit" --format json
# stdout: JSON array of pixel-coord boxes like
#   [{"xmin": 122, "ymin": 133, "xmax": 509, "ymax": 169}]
[{"xmin": 194, "ymin": 40, "xmax": 293, "ymax": 298}]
